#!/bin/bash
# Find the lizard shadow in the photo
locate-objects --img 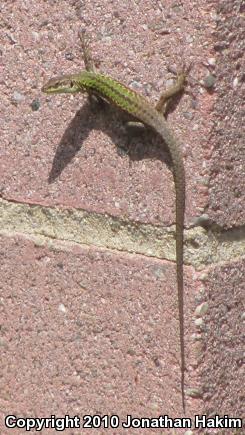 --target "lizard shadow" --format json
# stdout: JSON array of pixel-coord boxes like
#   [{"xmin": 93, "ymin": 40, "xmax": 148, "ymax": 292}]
[
  {"xmin": 48, "ymin": 102, "xmax": 93, "ymax": 183},
  {"xmin": 48, "ymin": 100, "xmax": 175, "ymax": 184}
]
